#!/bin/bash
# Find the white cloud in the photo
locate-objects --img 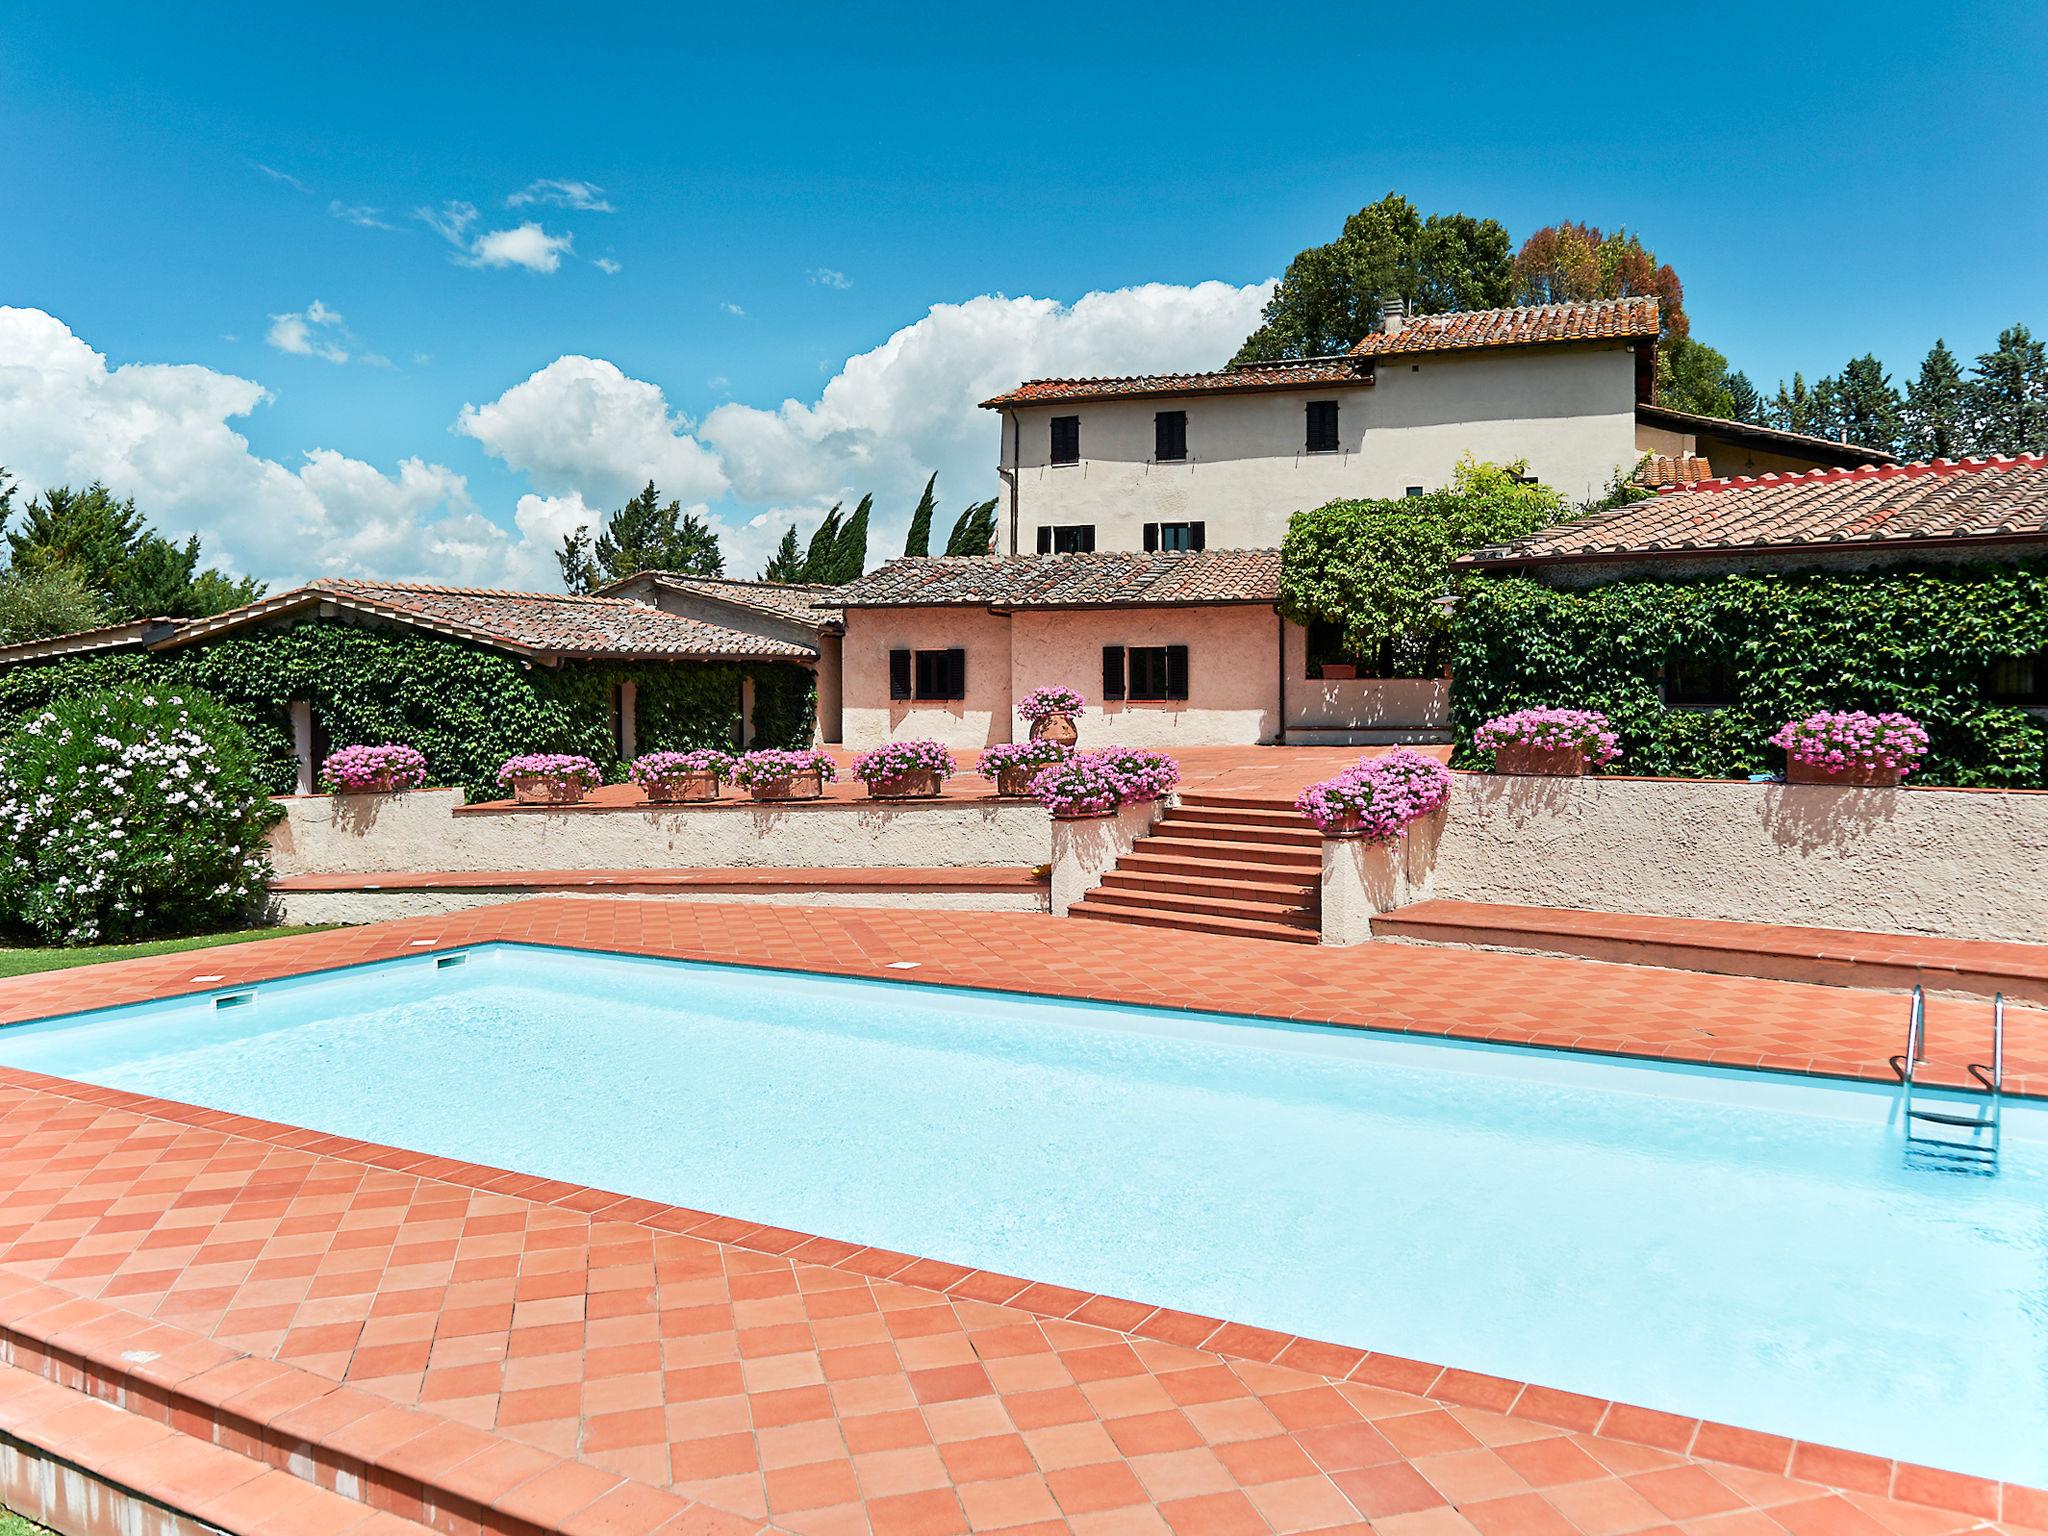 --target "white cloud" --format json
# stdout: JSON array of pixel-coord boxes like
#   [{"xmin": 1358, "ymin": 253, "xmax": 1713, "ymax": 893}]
[
  {"xmin": 417, "ymin": 199, "xmax": 478, "ymax": 245},
  {"xmin": 328, "ymin": 199, "xmax": 393, "ymax": 230},
  {"xmin": 0, "ymin": 306, "xmax": 559, "ymax": 588},
  {"xmin": 265, "ymin": 299, "xmax": 350, "ymax": 363},
  {"xmin": 249, "ymin": 160, "xmax": 310, "ymax": 194},
  {"xmin": 720, "ymin": 301, "xmax": 746, "ymax": 318},
  {"xmin": 416, "ymin": 203, "xmax": 572, "ymax": 273},
  {"xmin": 593, "ymin": 257, "xmax": 621, "ymax": 275},
  {"xmin": 508, "ymin": 178, "xmax": 613, "ymax": 212},
  {"xmin": 809, "ymin": 267, "xmax": 852, "ymax": 290}
]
